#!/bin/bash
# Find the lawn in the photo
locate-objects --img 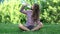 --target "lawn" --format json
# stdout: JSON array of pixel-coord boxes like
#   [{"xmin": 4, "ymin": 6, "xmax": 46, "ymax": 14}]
[{"xmin": 0, "ymin": 23, "xmax": 60, "ymax": 34}]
